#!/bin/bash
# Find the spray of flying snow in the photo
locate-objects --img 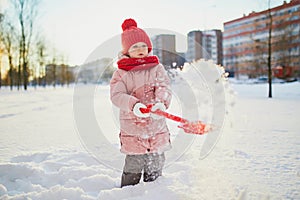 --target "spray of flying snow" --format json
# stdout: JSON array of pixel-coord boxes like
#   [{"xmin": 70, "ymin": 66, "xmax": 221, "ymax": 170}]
[{"xmin": 171, "ymin": 59, "xmax": 236, "ymax": 159}]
